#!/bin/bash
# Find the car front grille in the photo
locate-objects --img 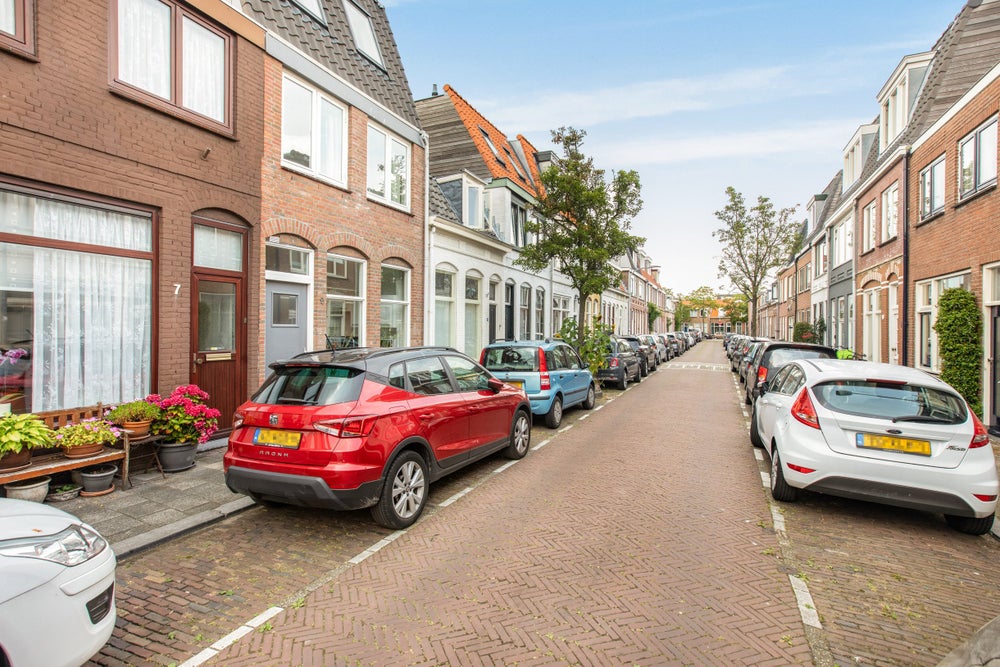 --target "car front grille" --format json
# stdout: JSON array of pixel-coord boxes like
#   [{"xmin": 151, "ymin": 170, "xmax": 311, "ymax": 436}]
[{"xmin": 86, "ymin": 583, "xmax": 115, "ymax": 624}]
